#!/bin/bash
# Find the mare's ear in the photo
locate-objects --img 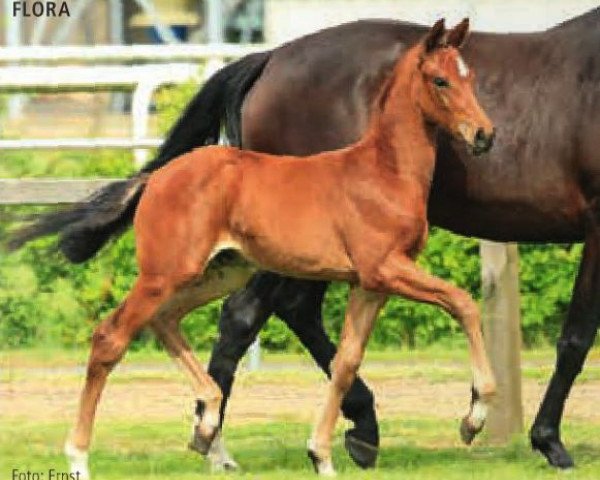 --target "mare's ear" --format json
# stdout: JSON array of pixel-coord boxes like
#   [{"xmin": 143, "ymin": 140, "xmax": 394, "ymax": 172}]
[
  {"xmin": 446, "ymin": 18, "xmax": 470, "ymax": 49},
  {"xmin": 424, "ymin": 18, "xmax": 446, "ymax": 53}
]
